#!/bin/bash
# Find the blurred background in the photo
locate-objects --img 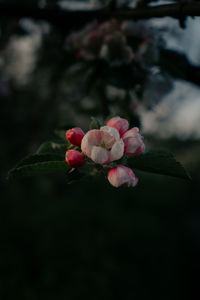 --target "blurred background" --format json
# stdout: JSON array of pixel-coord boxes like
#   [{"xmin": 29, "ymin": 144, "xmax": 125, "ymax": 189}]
[{"xmin": 1, "ymin": 0, "xmax": 200, "ymax": 299}]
